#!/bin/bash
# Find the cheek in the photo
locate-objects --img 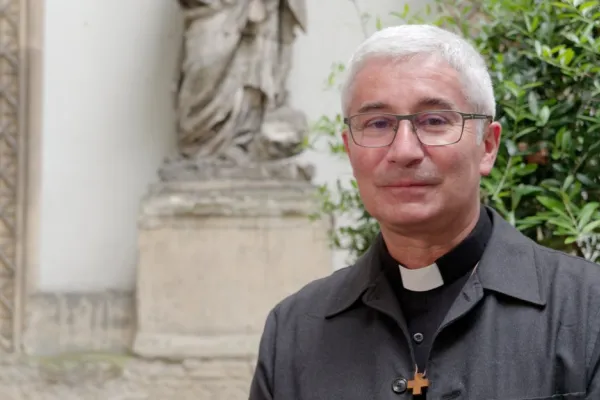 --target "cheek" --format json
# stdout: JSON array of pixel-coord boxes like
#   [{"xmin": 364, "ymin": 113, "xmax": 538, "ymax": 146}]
[
  {"xmin": 430, "ymin": 147, "xmax": 478, "ymax": 183},
  {"xmin": 349, "ymin": 149, "xmax": 387, "ymax": 205},
  {"xmin": 349, "ymin": 148, "xmax": 386, "ymax": 178}
]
